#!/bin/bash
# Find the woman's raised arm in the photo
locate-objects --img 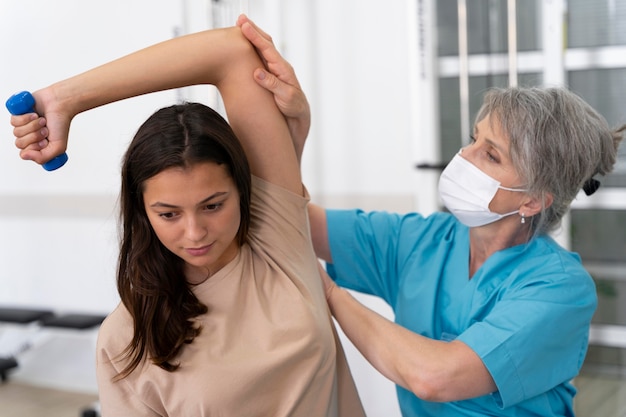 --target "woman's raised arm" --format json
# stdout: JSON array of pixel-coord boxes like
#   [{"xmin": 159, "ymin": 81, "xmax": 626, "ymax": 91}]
[{"xmin": 10, "ymin": 27, "xmax": 301, "ymax": 194}]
